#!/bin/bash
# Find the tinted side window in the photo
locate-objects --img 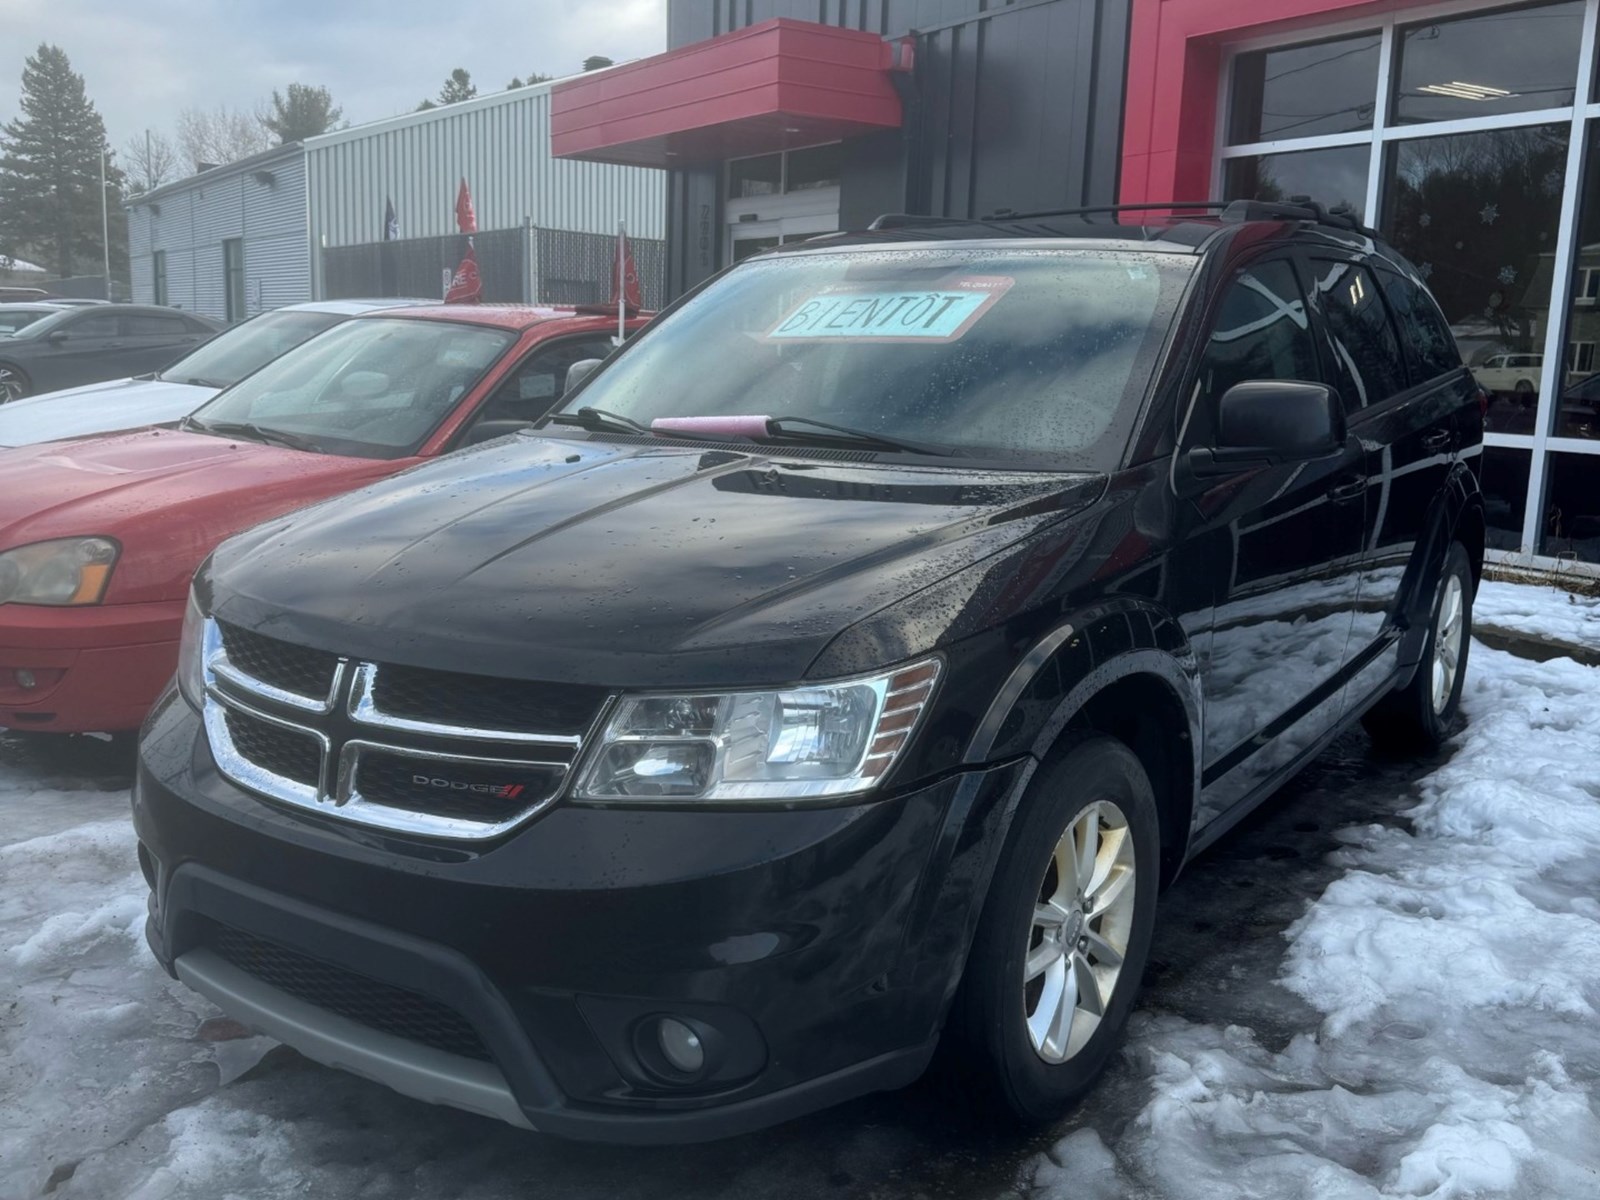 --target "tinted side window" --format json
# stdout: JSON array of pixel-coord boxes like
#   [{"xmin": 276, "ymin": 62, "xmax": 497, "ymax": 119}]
[
  {"xmin": 472, "ymin": 337, "xmax": 617, "ymax": 429},
  {"xmin": 1376, "ymin": 269, "xmax": 1461, "ymax": 382},
  {"xmin": 1312, "ymin": 260, "xmax": 1410, "ymax": 408},
  {"xmin": 65, "ymin": 313, "xmax": 121, "ymax": 338},
  {"xmin": 1191, "ymin": 259, "xmax": 1319, "ymax": 438},
  {"xmin": 125, "ymin": 315, "xmax": 189, "ymax": 337}
]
